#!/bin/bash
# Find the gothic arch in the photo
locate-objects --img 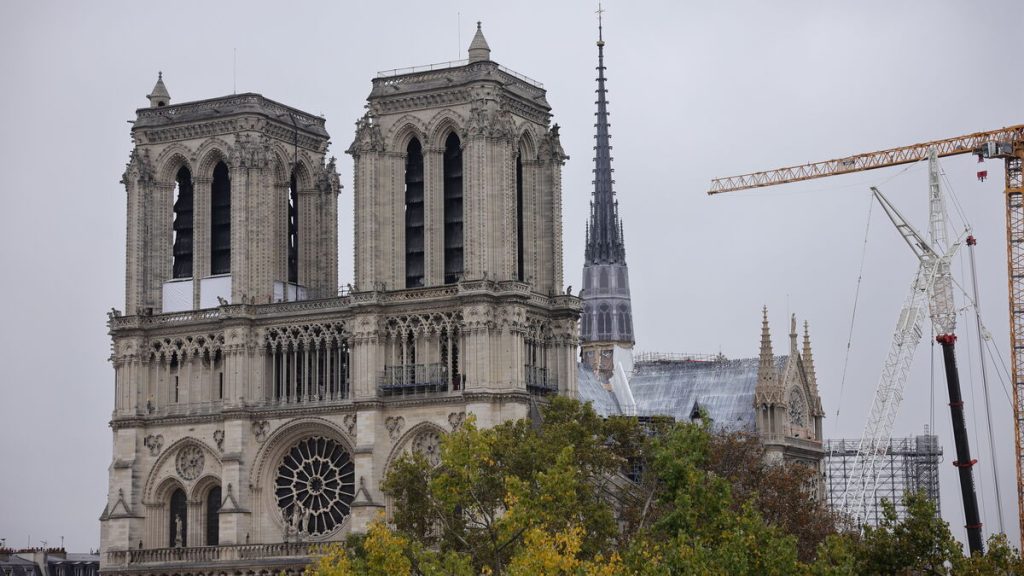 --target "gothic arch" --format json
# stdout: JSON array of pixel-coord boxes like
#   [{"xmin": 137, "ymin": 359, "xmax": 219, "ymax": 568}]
[
  {"xmin": 152, "ymin": 475, "xmax": 188, "ymax": 506},
  {"xmin": 142, "ymin": 437, "xmax": 222, "ymax": 505},
  {"xmin": 386, "ymin": 115, "xmax": 428, "ymax": 153},
  {"xmin": 248, "ymin": 417, "xmax": 353, "ymax": 492},
  {"xmin": 154, "ymin": 144, "xmax": 196, "ymax": 184},
  {"xmin": 190, "ymin": 473, "xmax": 222, "ymax": 503},
  {"xmin": 385, "ymin": 420, "xmax": 448, "ymax": 472},
  {"xmin": 249, "ymin": 417, "xmax": 355, "ymax": 539},
  {"xmin": 517, "ymin": 127, "xmax": 538, "ymax": 161},
  {"xmin": 194, "ymin": 139, "xmax": 233, "ymax": 179},
  {"xmin": 425, "ymin": 109, "xmax": 465, "ymax": 149}
]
